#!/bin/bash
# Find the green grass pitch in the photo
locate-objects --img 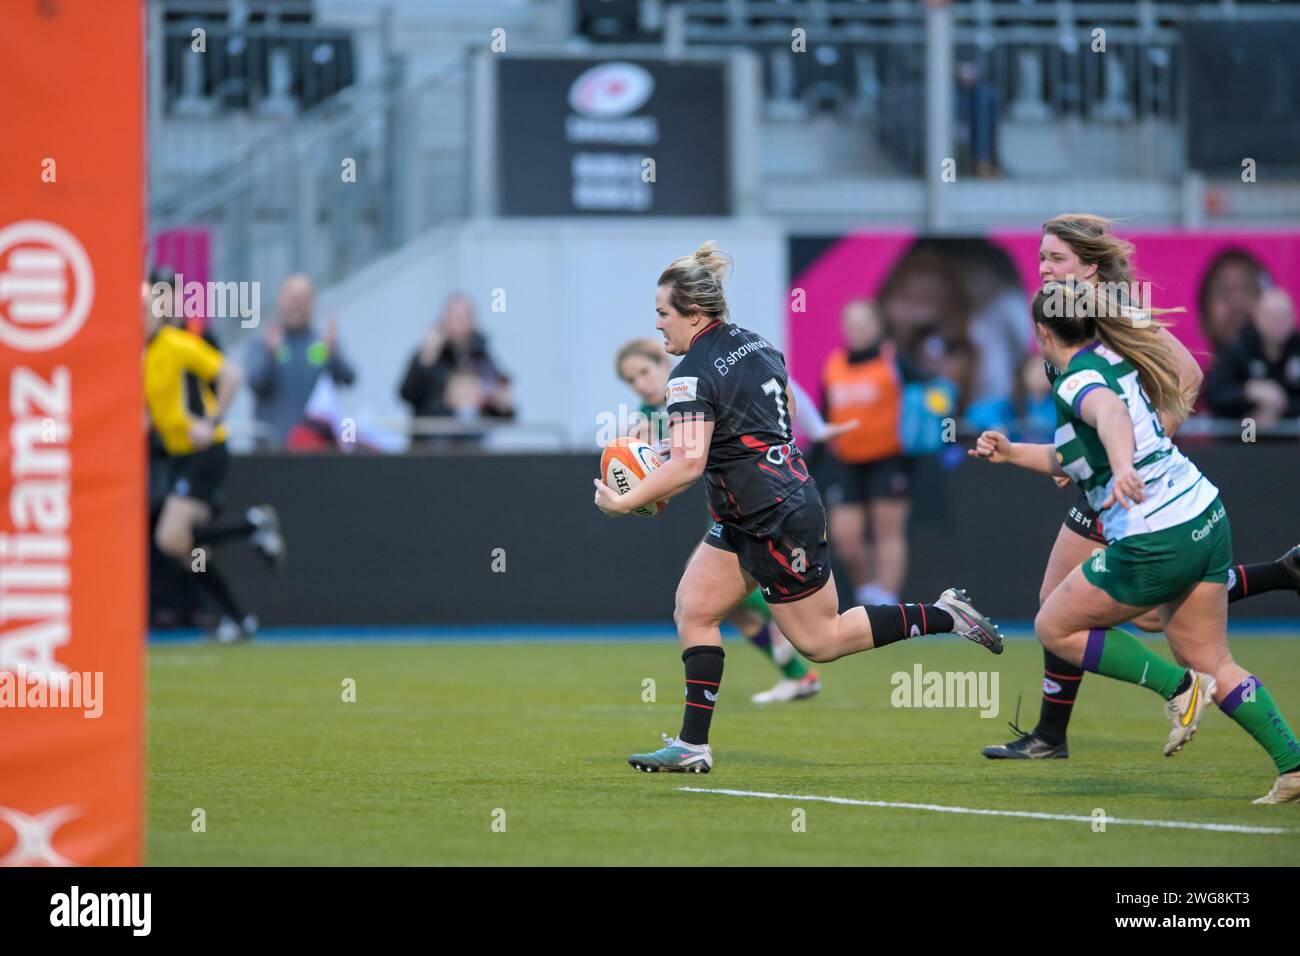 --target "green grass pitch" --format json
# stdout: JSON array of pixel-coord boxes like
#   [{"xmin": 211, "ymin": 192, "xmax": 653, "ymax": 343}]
[{"xmin": 147, "ymin": 632, "xmax": 1300, "ymax": 865}]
